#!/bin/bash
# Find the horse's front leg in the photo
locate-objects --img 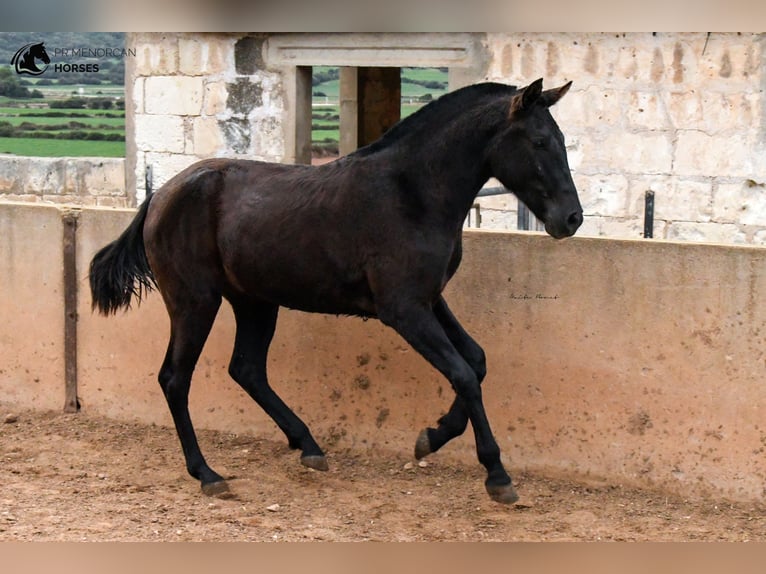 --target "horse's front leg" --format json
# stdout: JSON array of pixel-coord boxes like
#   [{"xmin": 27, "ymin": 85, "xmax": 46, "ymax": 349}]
[
  {"xmin": 414, "ymin": 296, "xmax": 486, "ymax": 459},
  {"xmin": 379, "ymin": 300, "xmax": 517, "ymax": 504}
]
